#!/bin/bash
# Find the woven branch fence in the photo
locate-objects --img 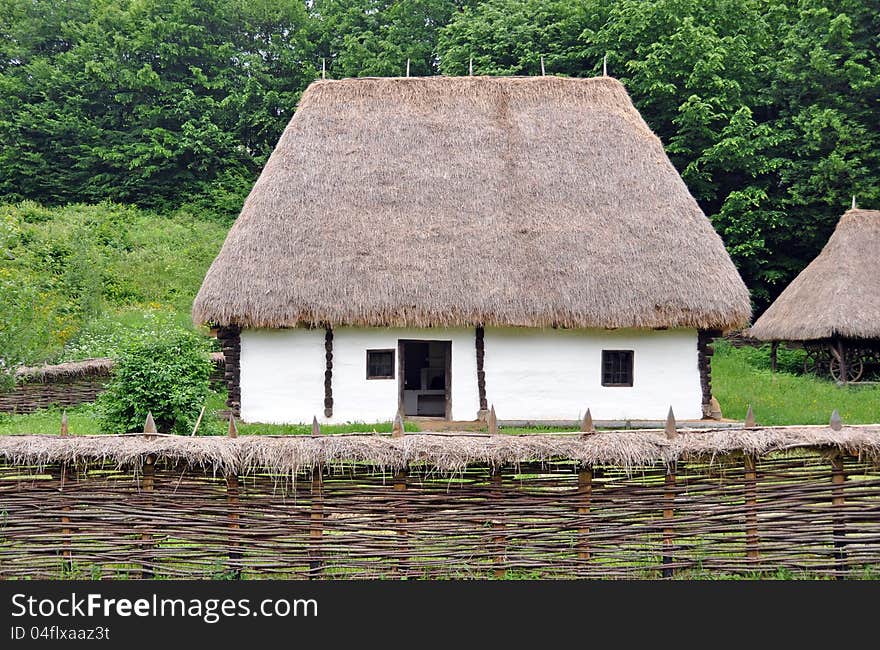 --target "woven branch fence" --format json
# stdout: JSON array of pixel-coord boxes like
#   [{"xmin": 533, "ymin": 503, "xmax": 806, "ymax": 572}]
[{"xmin": 1, "ymin": 426, "xmax": 880, "ymax": 579}]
